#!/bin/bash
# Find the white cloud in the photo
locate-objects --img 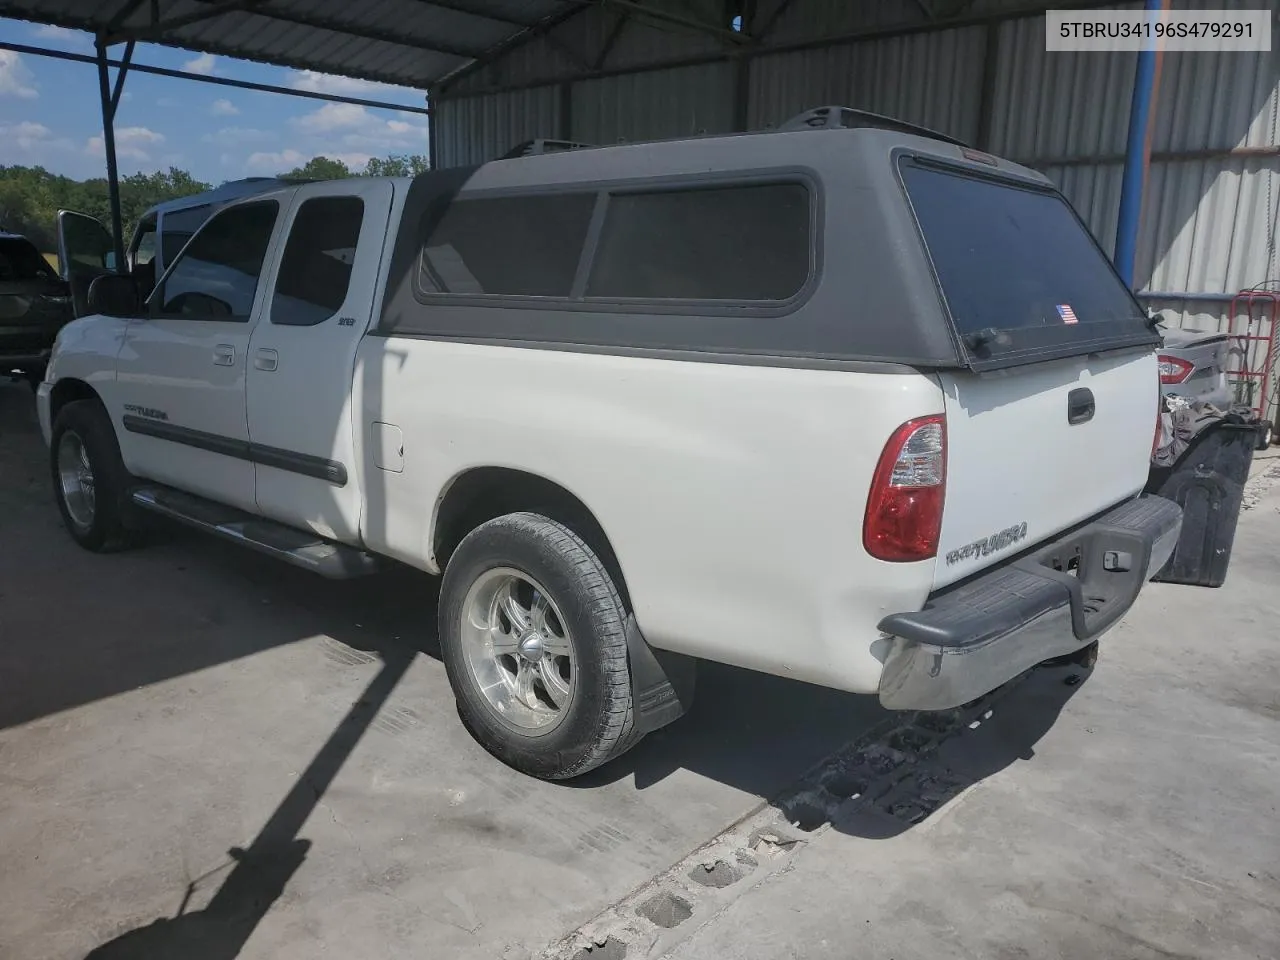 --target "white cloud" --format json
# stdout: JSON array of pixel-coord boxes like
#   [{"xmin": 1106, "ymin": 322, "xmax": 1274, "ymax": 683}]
[
  {"xmin": 0, "ymin": 51, "xmax": 38, "ymax": 99},
  {"xmin": 86, "ymin": 126, "xmax": 165, "ymax": 161},
  {"xmin": 183, "ymin": 52, "xmax": 218, "ymax": 75},
  {"xmin": 288, "ymin": 70, "xmax": 414, "ymax": 99},
  {"xmin": 246, "ymin": 148, "xmax": 305, "ymax": 172},
  {"xmin": 1, "ymin": 121, "xmax": 53, "ymax": 150},
  {"xmin": 292, "ymin": 102, "xmax": 370, "ymax": 133},
  {"xmin": 1, "ymin": 121, "xmax": 74, "ymax": 158},
  {"xmin": 290, "ymin": 103, "xmax": 428, "ymax": 155},
  {"xmin": 203, "ymin": 126, "xmax": 274, "ymax": 146},
  {"xmin": 210, "ymin": 98, "xmax": 239, "ymax": 116}
]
